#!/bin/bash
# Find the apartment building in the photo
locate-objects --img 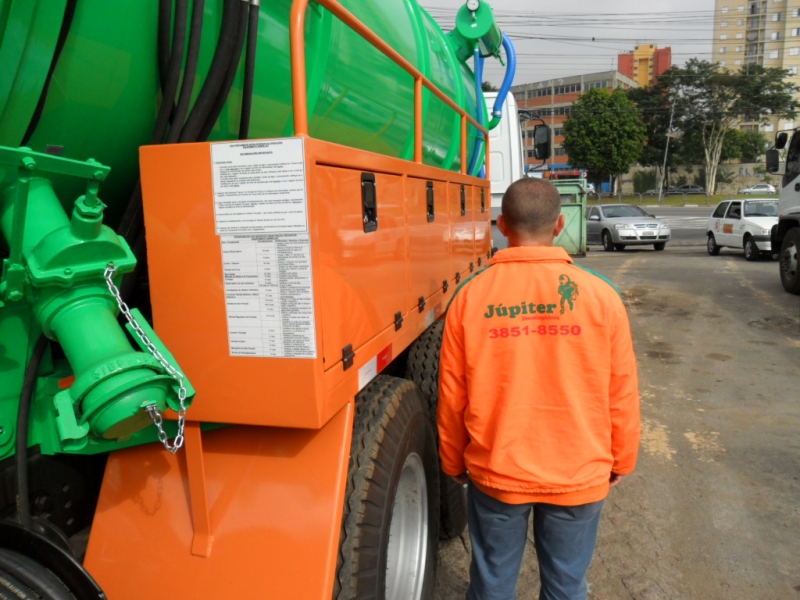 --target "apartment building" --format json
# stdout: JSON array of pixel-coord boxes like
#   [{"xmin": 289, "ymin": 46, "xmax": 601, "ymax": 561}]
[
  {"xmin": 618, "ymin": 45, "xmax": 672, "ymax": 87},
  {"xmin": 713, "ymin": 0, "xmax": 800, "ymax": 132},
  {"xmin": 511, "ymin": 71, "xmax": 639, "ymax": 172}
]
